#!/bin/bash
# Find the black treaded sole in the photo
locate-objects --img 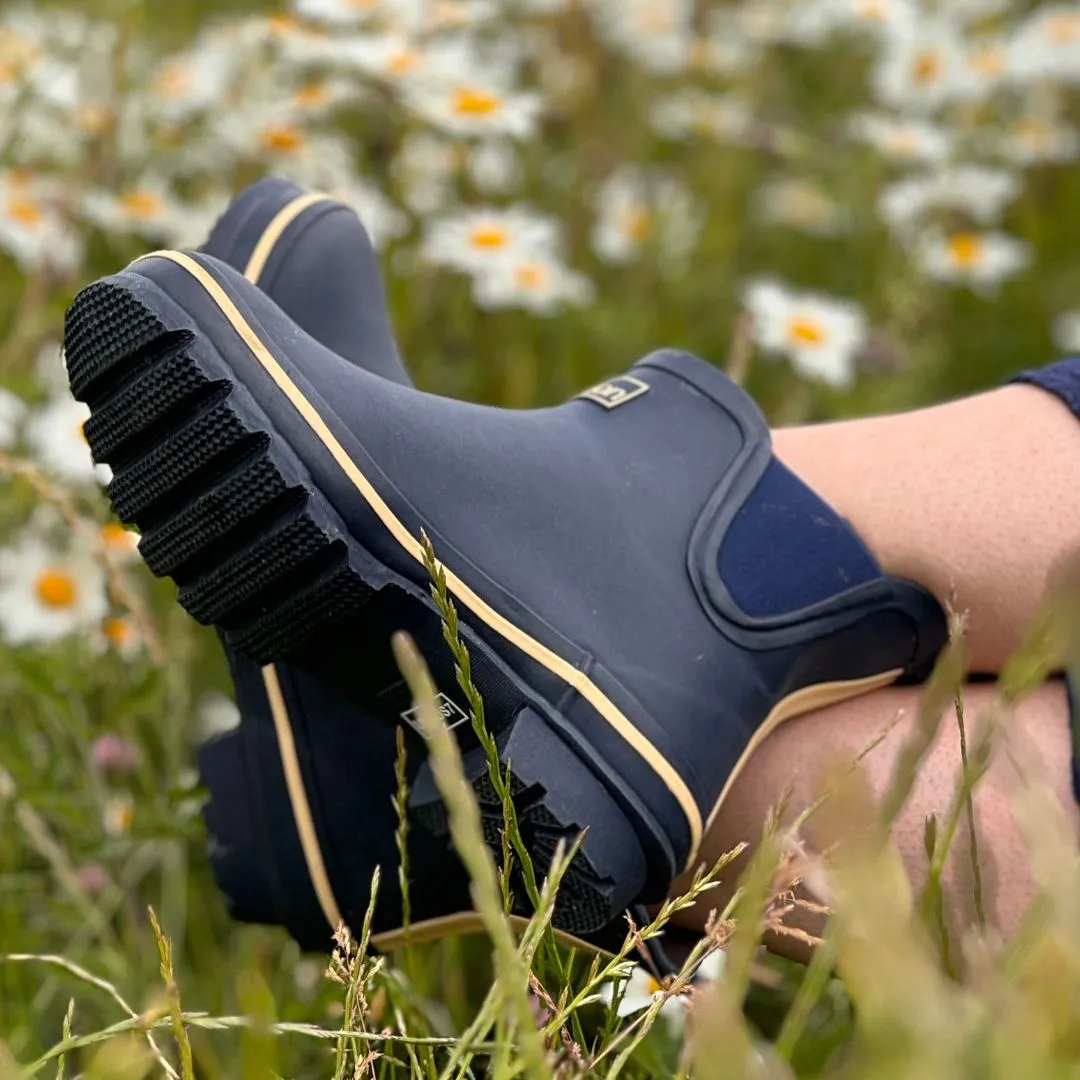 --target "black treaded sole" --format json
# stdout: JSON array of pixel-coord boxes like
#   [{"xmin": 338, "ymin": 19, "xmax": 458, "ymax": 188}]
[{"xmin": 63, "ymin": 271, "xmax": 650, "ymax": 936}]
